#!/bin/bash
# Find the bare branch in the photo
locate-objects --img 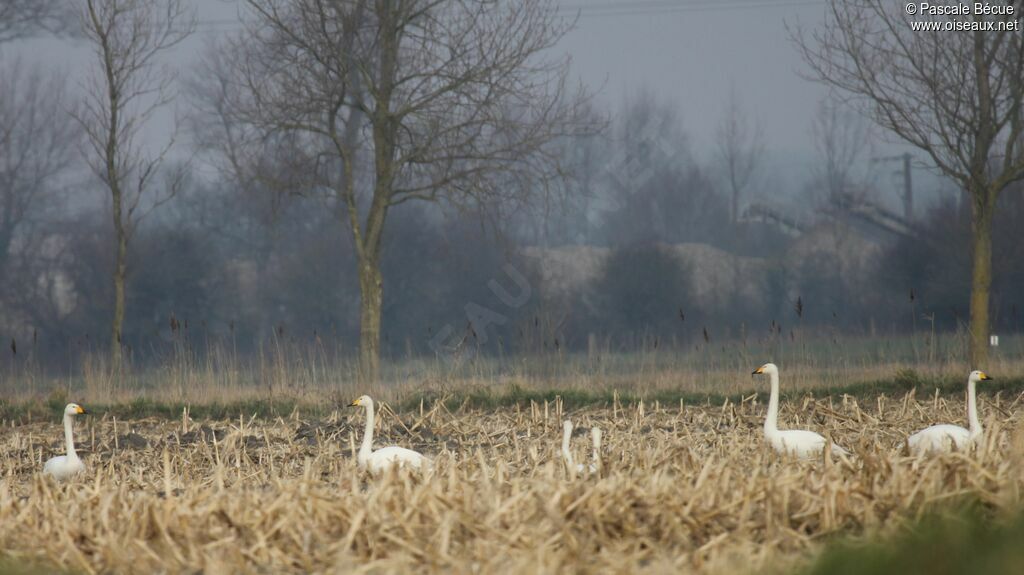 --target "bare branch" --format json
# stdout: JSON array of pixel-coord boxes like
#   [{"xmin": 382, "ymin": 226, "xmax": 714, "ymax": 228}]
[
  {"xmin": 0, "ymin": 57, "xmax": 81, "ymax": 272},
  {"xmin": 0, "ymin": 0, "xmax": 77, "ymax": 43},
  {"xmin": 792, "ymin": 0, "xmax": 1024, "ymax": 366},
  {"xmin": 72, "ymin": 0, "xmax": 196, "ymax": 363},
  {"xmin": 193, "ymin": 0, "xmax": 596, "ymax": 377},
  {"xmin": 716, "ymin": 89, "xmax": 763, "ymax": 223},
  {"xmin": 792, "ymin": 0, "xmax": 1024, "ymax": 193}
]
